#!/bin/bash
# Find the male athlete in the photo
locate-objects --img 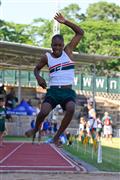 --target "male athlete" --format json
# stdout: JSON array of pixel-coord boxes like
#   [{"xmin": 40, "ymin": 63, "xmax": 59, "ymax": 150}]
[{"xmin": 25, "ymin": 13, "xmax": 84, "ymax": 146}]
